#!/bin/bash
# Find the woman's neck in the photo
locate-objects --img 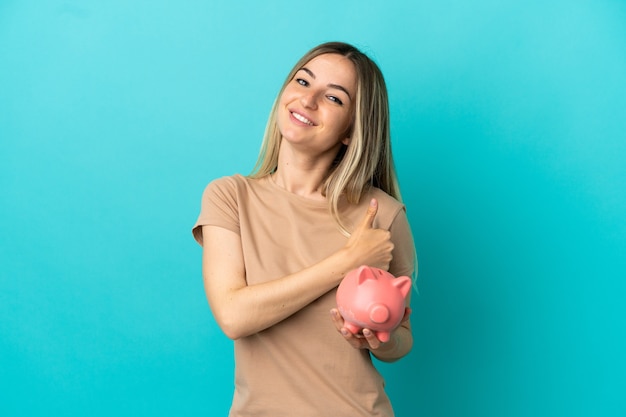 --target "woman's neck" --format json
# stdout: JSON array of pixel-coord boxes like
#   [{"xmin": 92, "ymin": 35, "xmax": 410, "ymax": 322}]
[
  {"xmin": 272, "ymin": 146, "xmax": 336, "ymax": 200},
  {"xmin": 271, "ymin": 165, "xmax": 327, "ymax": 200}
]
